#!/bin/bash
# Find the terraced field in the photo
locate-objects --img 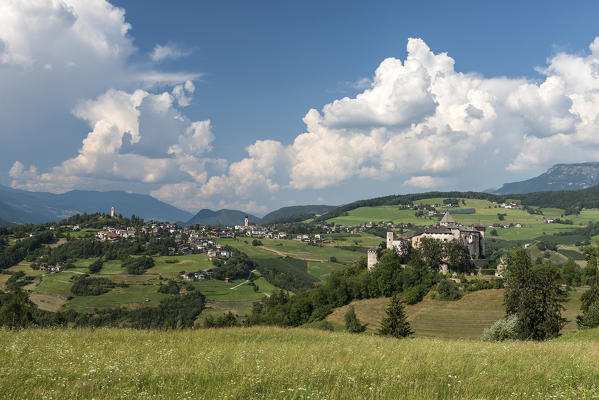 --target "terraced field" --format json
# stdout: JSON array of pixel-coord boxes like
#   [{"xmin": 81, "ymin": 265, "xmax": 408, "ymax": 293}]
[{"xmin": 326, "ymin": 288, "xmax": 584, "ymax": 339}]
